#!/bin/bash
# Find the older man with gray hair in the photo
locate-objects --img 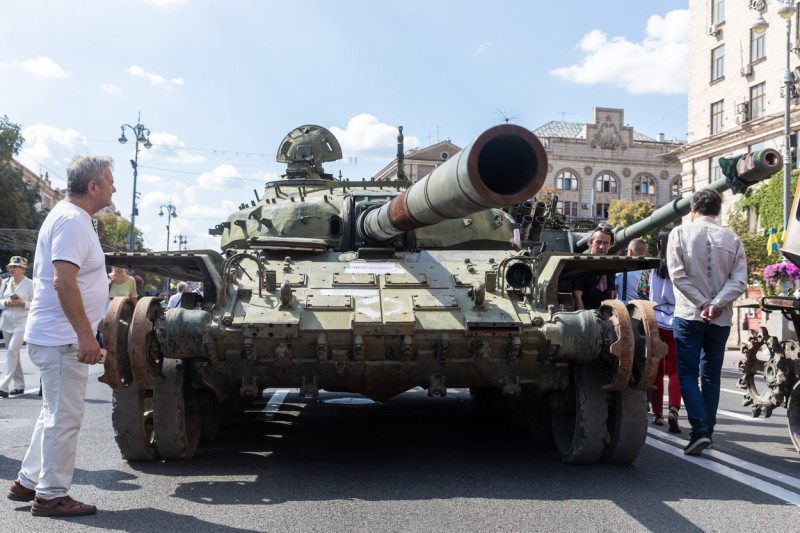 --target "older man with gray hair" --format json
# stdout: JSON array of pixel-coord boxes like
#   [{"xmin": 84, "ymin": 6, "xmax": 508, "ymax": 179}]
[
  {"xmin": 7, "ymin": 155, "xmax": 115, "ymax": 516},
  {"xmin": 168, "ymin": 281, "xmax": 189, "ymax": 308}
]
